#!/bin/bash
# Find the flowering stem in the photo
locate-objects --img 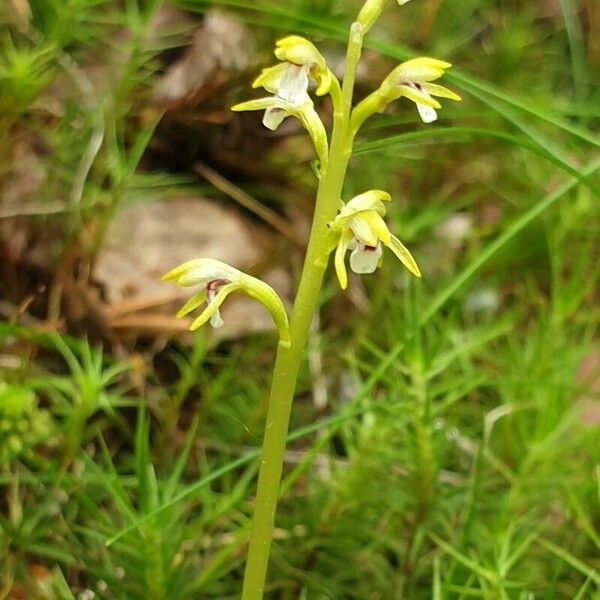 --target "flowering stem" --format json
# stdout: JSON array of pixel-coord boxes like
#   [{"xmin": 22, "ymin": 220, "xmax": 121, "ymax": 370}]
[{"xmin": 241, "ymin": 22, "xmax": 365, "ymax": 600}]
